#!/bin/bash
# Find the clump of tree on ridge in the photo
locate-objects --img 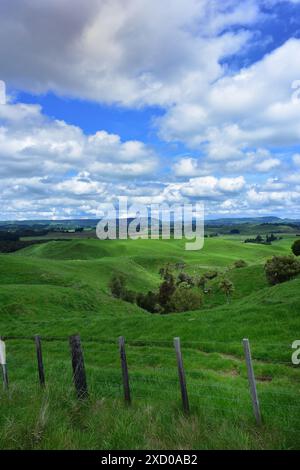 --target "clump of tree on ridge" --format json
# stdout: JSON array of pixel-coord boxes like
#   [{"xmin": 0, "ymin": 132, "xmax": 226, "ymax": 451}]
[{"xmin": 244, "ymin": 233, "xmax": 279, "ymax": 245}]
